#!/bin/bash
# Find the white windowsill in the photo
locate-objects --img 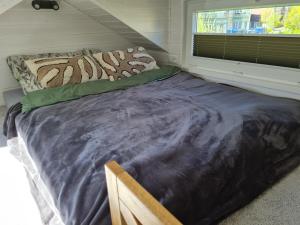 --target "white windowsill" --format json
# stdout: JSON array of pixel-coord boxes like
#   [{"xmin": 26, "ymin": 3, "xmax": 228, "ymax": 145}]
[{"xmin": 184, "ymin": 0, "xmax": 300, "ymax": 100}]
